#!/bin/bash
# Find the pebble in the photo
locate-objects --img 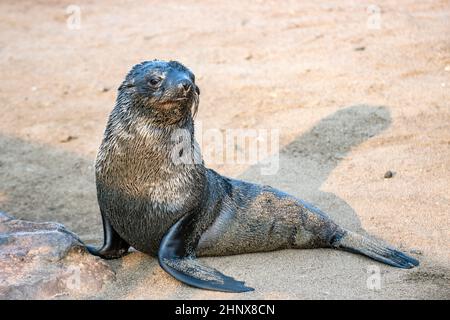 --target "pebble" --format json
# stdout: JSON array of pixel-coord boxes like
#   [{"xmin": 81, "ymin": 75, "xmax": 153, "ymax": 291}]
[
  {"xmin": 60, "ymin": 135, "xmax": 77, "ymax": 143},
  {"xmin": 384, "ymin": 170, "xmax": 394, "ymax": 179}
]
